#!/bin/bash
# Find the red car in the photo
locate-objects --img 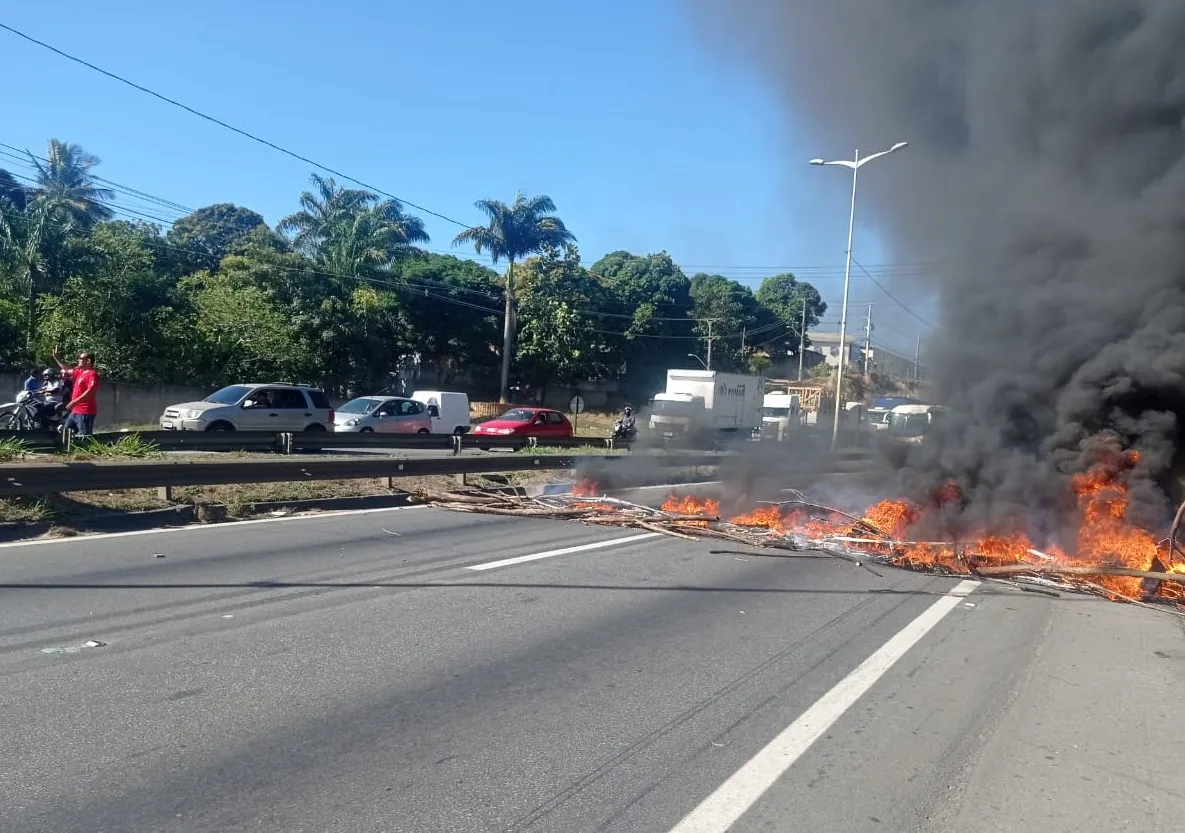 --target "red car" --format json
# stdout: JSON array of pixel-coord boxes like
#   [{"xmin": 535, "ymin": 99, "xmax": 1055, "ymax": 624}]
[{"xmin": 472, "ymin": 407, "xmax": 574, "ymax": 447}]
